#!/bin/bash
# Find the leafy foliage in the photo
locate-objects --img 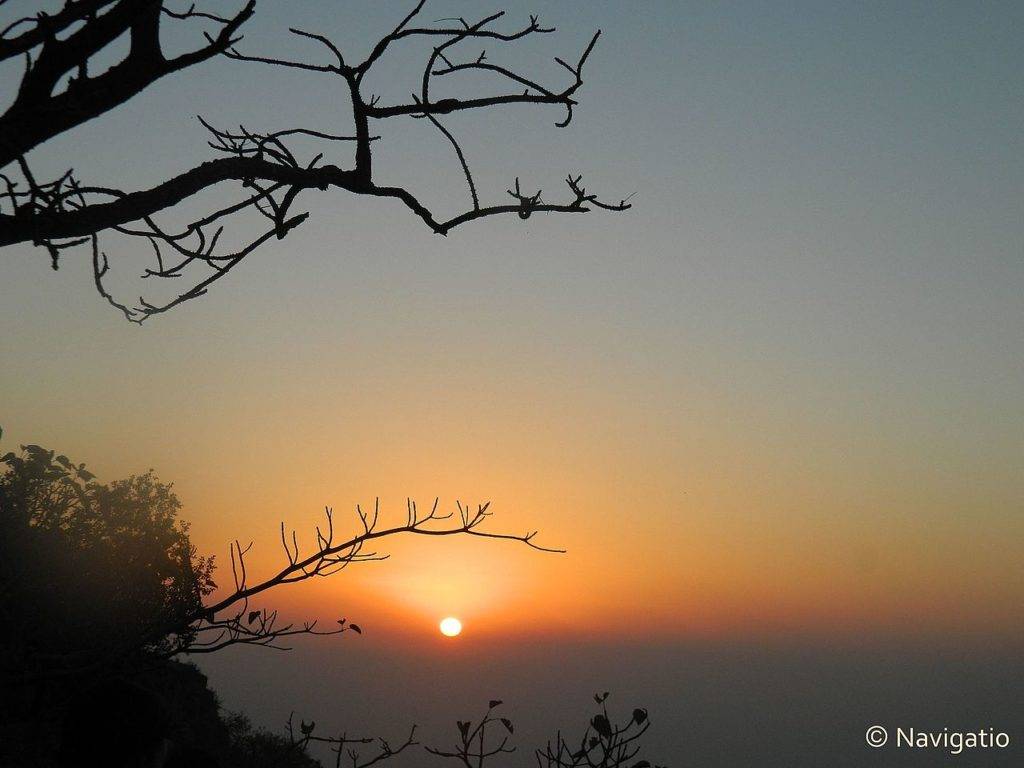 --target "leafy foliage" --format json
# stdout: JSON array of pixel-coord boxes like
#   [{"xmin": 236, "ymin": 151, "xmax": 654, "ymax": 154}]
[{"xmin": 0, "ymin": 442, "xmax": 216, "ymax": 678}]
